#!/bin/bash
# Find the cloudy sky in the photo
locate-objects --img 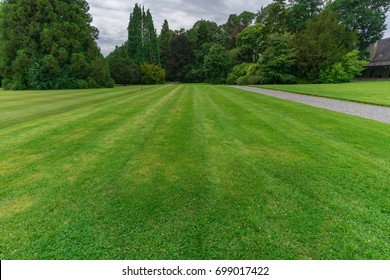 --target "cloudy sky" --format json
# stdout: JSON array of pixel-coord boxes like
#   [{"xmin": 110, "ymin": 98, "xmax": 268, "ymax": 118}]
[{"xmin": 87, "ymin": 0, "xmax": 390, "ymax": 56}]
